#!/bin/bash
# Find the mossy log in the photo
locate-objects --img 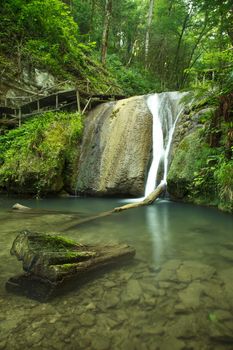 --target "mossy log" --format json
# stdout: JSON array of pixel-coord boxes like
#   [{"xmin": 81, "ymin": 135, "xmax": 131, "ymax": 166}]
[{"xmin": 6, "ymin": 230, "xmax": 135, "ymax": 301}]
